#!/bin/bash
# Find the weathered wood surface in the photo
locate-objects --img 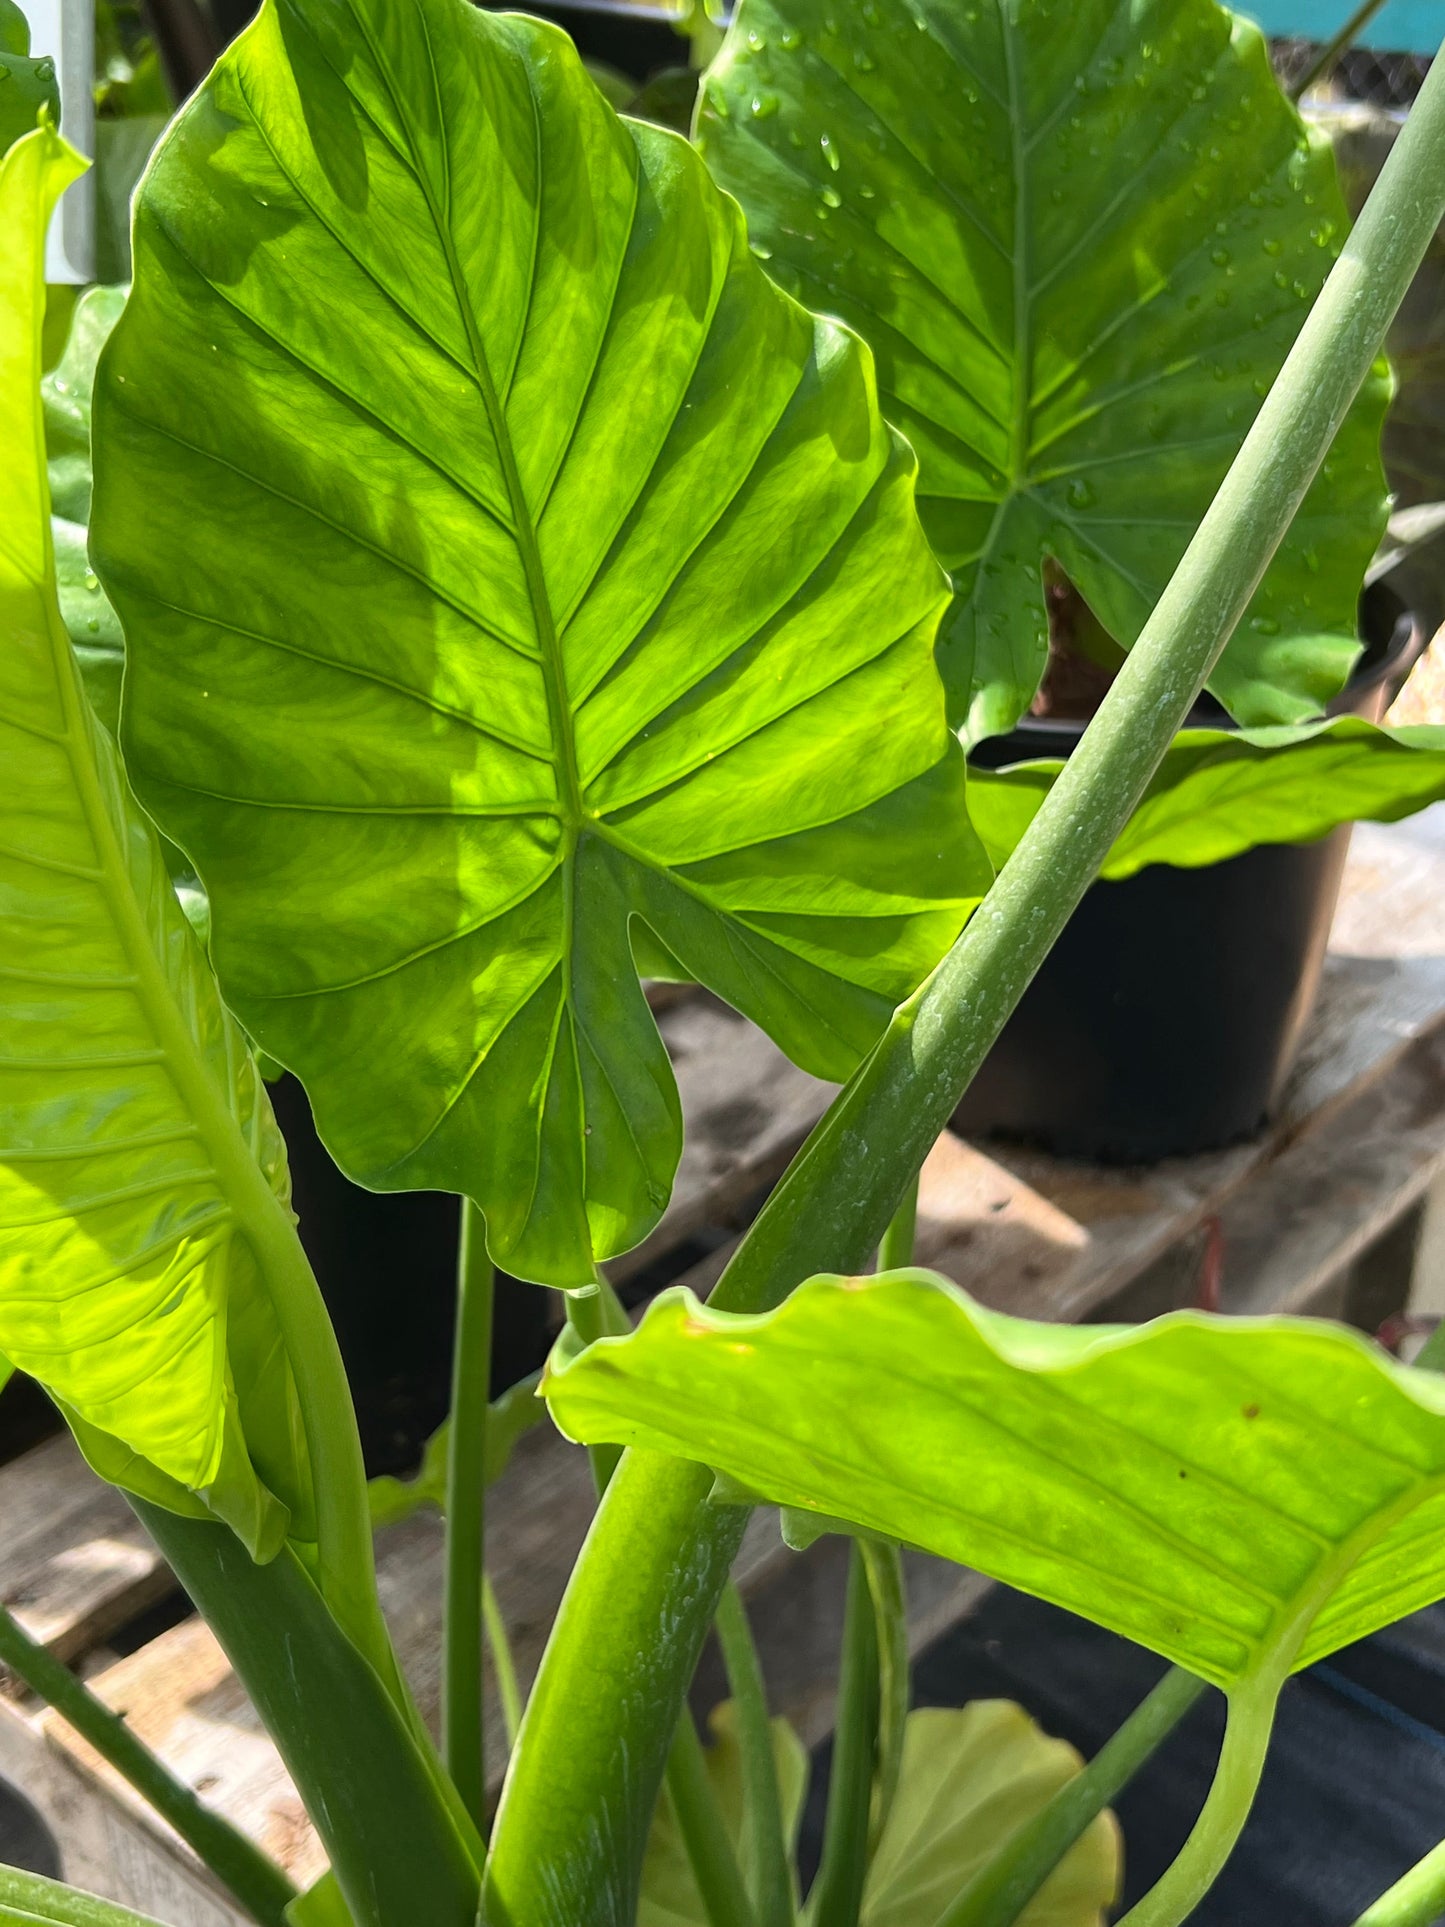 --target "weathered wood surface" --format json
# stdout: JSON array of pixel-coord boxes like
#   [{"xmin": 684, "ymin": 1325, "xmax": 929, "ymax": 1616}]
[
  {"xmin": 0, "ymin": 1696, "xmax": 246, "ymax": 1926},
  {"xmin": 9, "ymin": 805, "xmax": 1445, "ymax": 1902},
  {"xmin": 0, "ymin": 1434, "xmax": 169, "ymax": 1663},
  {"xmin": 606, "ymin": 991, "xmax": 833, "ymax": 1284}
]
